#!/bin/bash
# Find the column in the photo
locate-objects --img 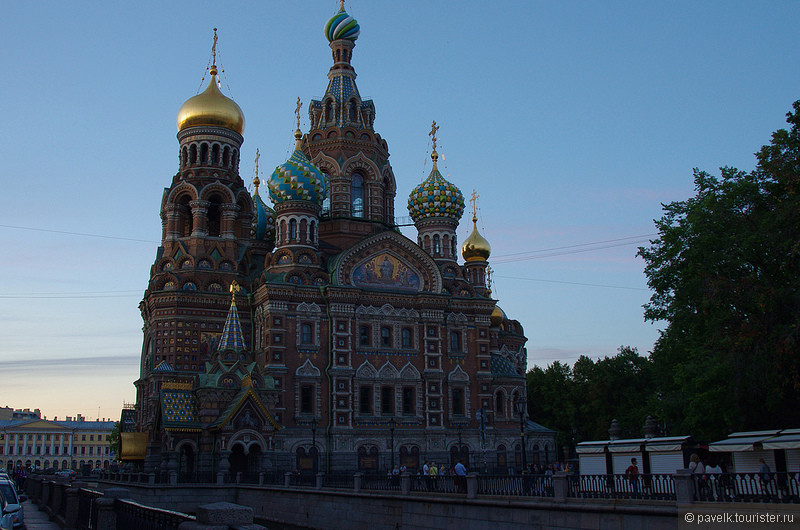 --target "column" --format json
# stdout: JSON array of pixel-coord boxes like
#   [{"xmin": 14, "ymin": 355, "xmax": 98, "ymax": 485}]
[{"xmin": 190, "ymin": 200, "xmax": 209, "ymax": 237}]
